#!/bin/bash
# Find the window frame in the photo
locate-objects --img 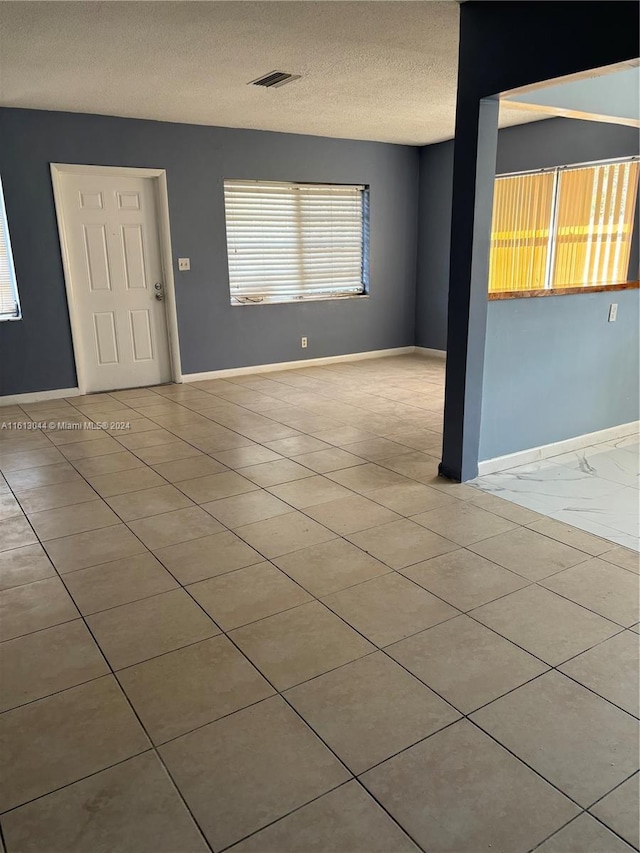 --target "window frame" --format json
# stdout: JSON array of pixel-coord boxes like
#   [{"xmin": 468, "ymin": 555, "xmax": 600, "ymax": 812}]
[
  {"xmin": 488, "ymin": 155, "xmax": 640, "ymax": 300},
  {"xmin": 223, "ymin": 179, "xmax": 370, "ymax": 306},
  {"xmin": 0, "ymin": 176, "xmax": 22, "ymax": 322}
]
